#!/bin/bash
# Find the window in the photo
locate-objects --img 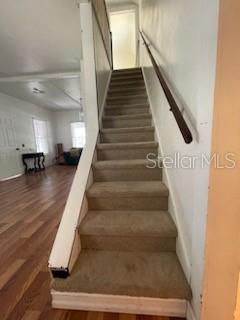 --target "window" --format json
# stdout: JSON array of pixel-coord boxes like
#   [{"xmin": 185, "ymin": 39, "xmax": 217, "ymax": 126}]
[
  {"xmin": 33, "ymin": 119, "xmax": 49, "ymax": 154},
  {"xmin": 71, "ymin": 122, "xmax": 86, "ymax": 148}
]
